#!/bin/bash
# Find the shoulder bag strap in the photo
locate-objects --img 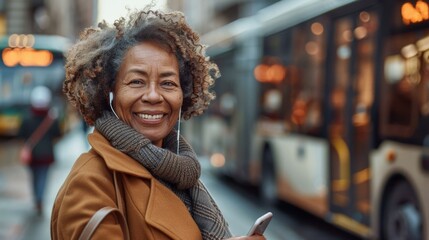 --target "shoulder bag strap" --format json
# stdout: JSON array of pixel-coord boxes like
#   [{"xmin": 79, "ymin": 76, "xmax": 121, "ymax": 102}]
[
  {"xmin": 78, "ymin": 171, "xmax": 130, "ymax": 240},
  {"xmin": 25, "ymin": 111, "xmax": 55, "ymax": 148},
  {"xmin": 114, "ymin": 171, "xmax": 127, "ymax": 216},
  {"xmin": 78, "ymin": 207, "xmax": 128, "ymax": 240}
]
